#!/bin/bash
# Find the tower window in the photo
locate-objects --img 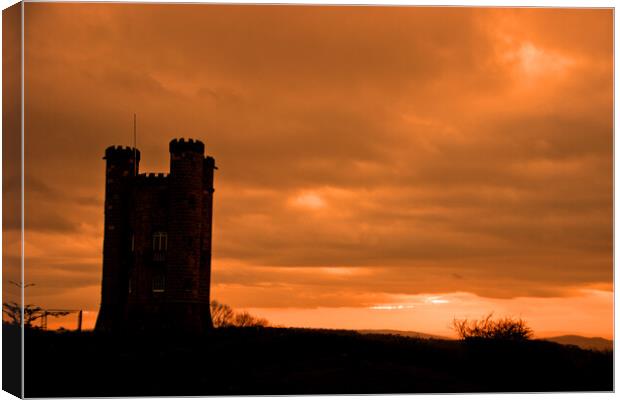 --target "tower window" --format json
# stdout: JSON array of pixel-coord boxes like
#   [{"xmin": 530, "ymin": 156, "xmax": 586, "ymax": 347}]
[
  {"xmin": 188, "ymin": 195, "xmax": 197, "ymax": 209},
  {"xmin": 152, "ymin": 232, "xmax": 167, "ymax": 252},
  {"xmin": 183, "ymin": 278, "xmax": 193, "ymax": 293},
  {"xmin": 152, "ymin": 274, "xmax": 165, "ymax": 293}
]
